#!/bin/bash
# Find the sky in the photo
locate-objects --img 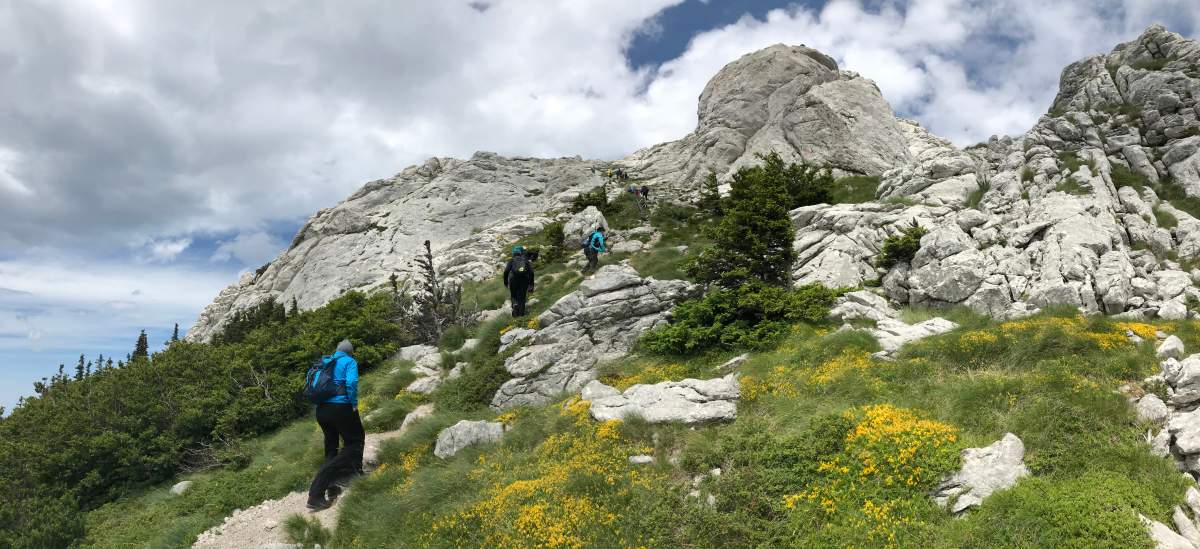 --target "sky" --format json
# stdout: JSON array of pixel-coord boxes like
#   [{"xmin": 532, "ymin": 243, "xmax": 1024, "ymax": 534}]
[{"xmin": 0, "ymin": 0, "xmax": 1197, "ymax": 412}]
